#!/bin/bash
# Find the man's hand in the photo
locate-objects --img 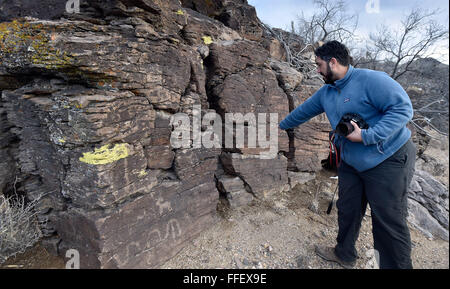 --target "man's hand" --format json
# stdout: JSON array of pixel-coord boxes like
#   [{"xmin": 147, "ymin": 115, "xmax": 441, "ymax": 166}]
[
  {"xmin": 346, "ymin": 120, "xmax": 363, "ymax": 142},
  {"xmin": 286, "ymin": 128, "xmax": 295, "ymax": 138}
]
